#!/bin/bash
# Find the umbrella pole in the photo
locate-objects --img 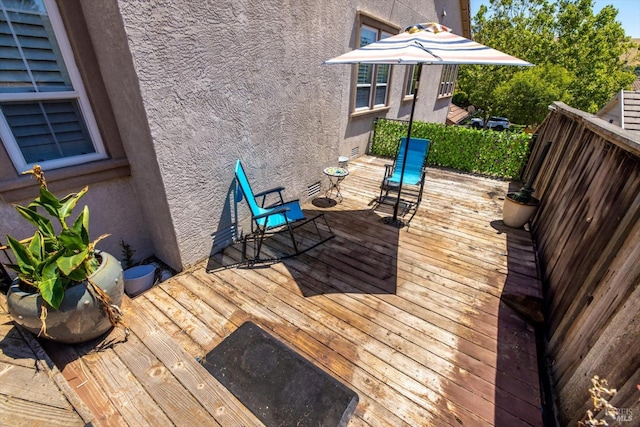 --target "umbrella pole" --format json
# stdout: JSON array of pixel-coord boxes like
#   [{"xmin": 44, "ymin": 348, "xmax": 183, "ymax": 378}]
[{"xmin": 386, "ymin": 63, "xmax": 423, "ymax": 227}]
